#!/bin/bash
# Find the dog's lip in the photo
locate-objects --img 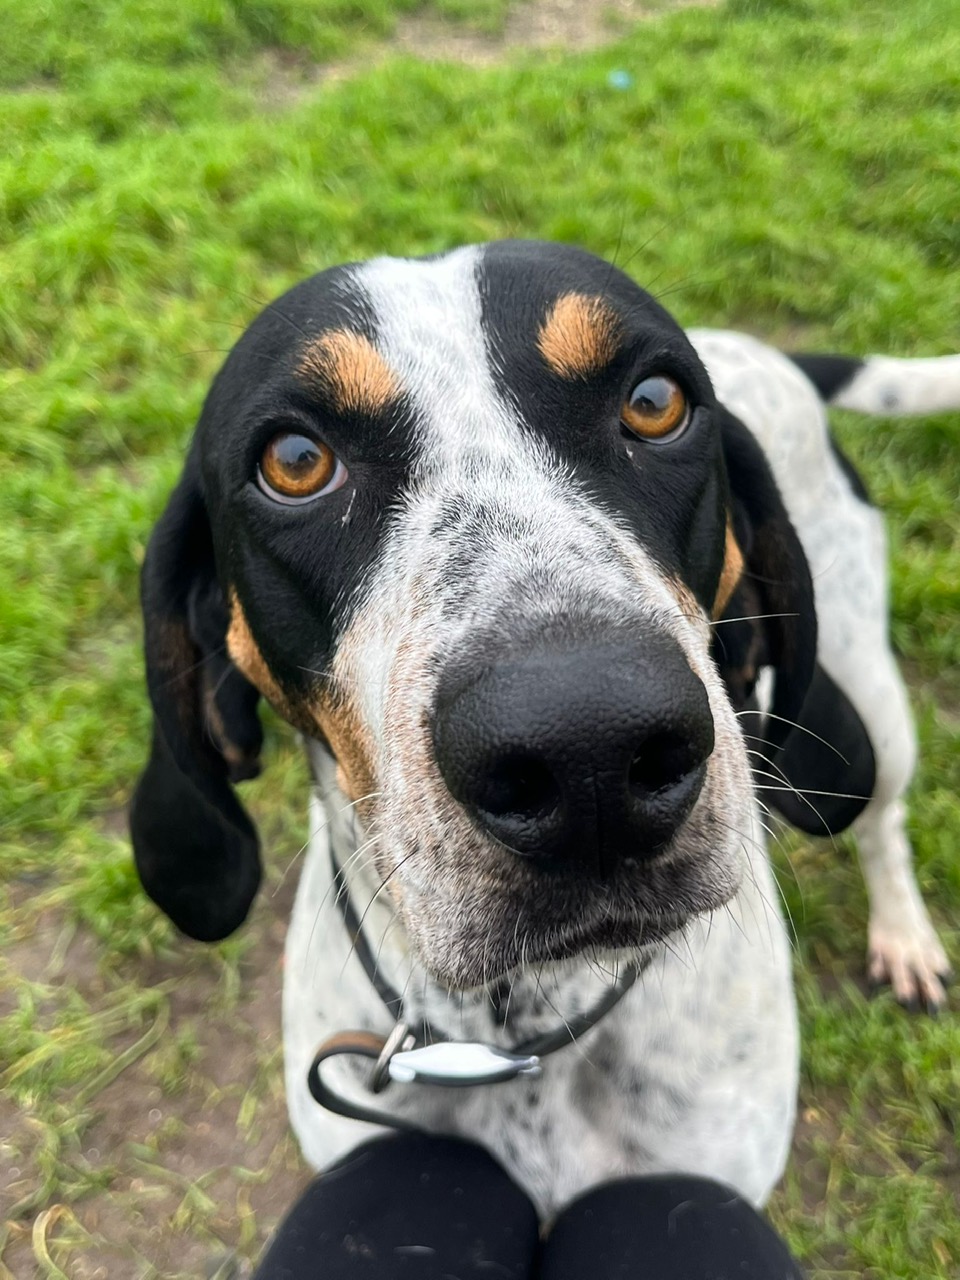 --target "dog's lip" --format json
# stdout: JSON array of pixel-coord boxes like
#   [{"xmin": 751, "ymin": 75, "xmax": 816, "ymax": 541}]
[
  {"xmin": 394, "ymin": 839, "xmax": 742, "ymax": 988},
  {"xmin": 400, "ymin": 840, "xmax": 739, "ymax": 925},
  {"xmin": 407, "ymin": 876, "xmax": 706, "ymax": 980},
  {"xmin": 517, "ymin": 906, "xmax": 689, "ymax": 962},
  {"xmin": 419, "ymin": 910, "xmax": 685, "ymax": 990}
]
